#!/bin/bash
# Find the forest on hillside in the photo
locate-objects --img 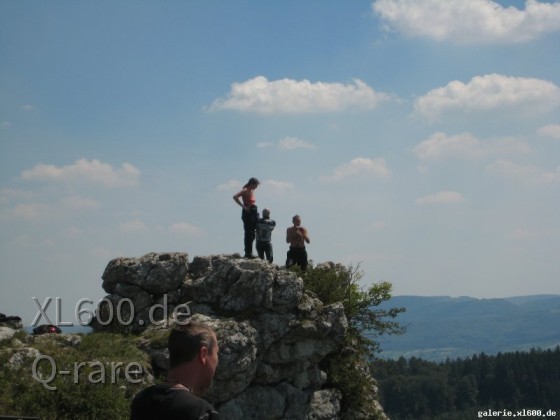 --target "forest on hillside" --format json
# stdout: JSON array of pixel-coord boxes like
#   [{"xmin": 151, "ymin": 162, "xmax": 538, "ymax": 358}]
[{"xmin": 371, "ymin": 347, "xmax": 560, "ymax": 420}]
